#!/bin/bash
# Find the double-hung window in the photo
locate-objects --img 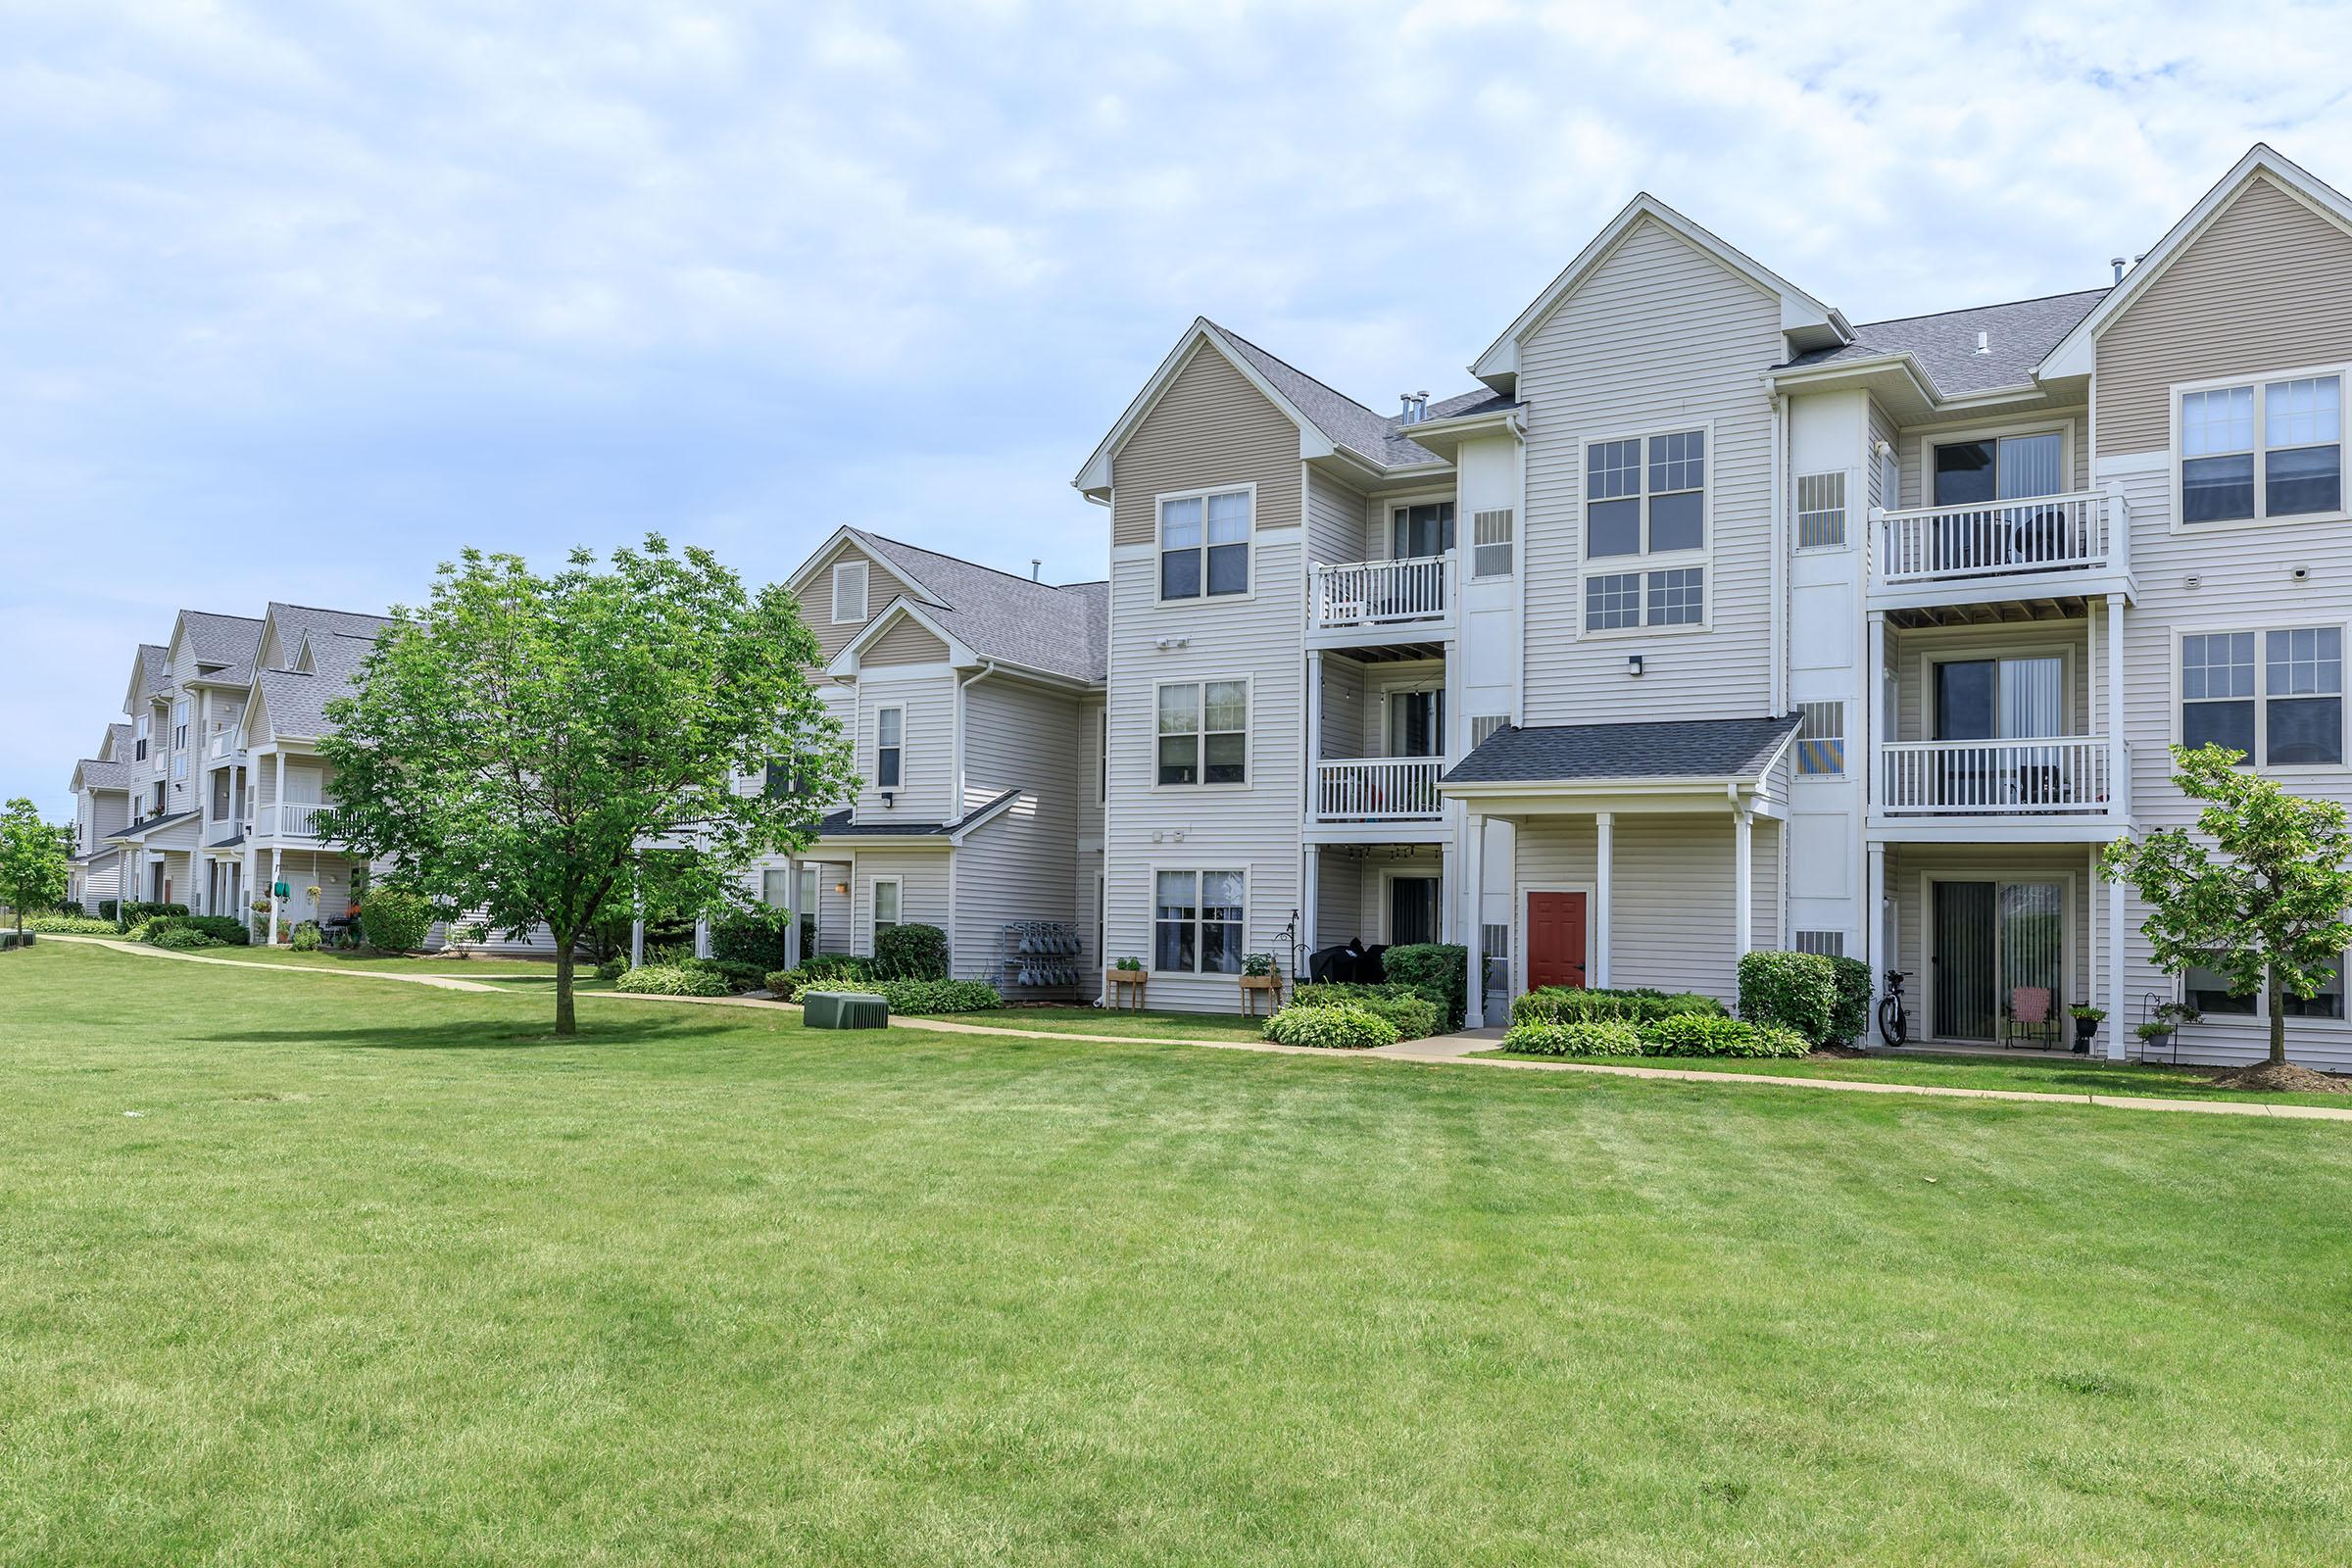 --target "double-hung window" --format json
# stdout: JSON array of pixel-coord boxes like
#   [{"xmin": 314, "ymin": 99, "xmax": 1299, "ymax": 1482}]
[
  {"xmin": 134, "ymin": 715, "xmax": 149, "ymax": 762},
  {"xmin": 172, "ymin": 700, "xmax": 189, "ymax": 751},
  {"xmin": 874, "ymin": 707, "xmax": 904, "ymax": 789},
  {"xmin": 2181, "ymin": 627, "xmax": 2344, "ymax": 767},
  {"xmin": 871, "ymin": 878, "xmax": 901, "ymax": 935},
  {"xmin": 2180, "ymin": 372, "xmax": 2343, "ymax": 524},
  {"xmin": 1155, "ymin": 681, "xmax": 1247, "ymax": 785},
  {"xmin": 1583, "ymin": 428, "xmax": 1707, "ymax": 631},
  {"xmin": 1159, "ymin": 487, "xmax": 1251, "ymax": 599},
  {"xmin": 1153, "ymin": 868, "xmax": 1245, "ymax": 974}
]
